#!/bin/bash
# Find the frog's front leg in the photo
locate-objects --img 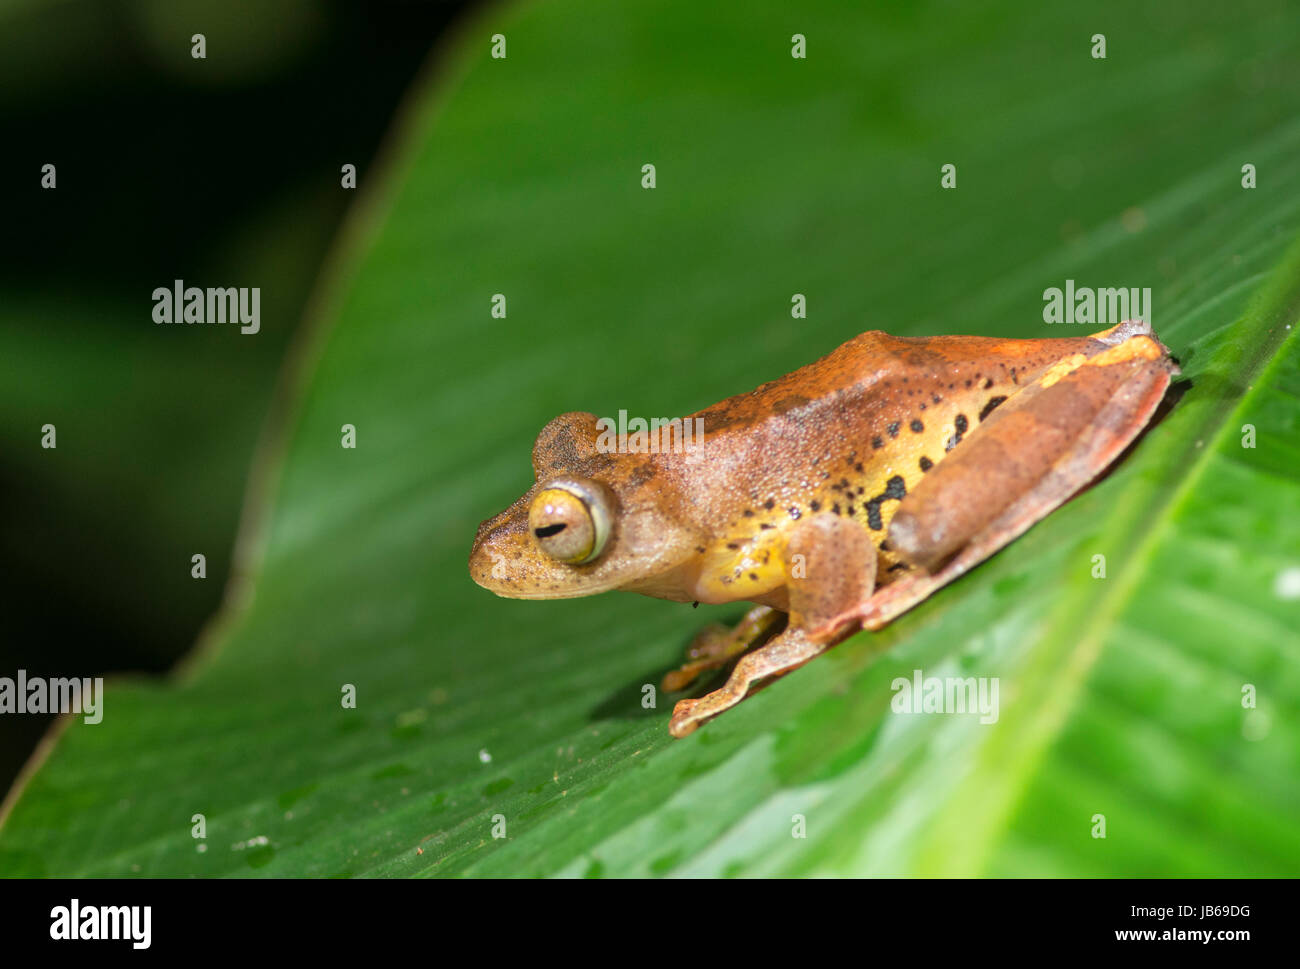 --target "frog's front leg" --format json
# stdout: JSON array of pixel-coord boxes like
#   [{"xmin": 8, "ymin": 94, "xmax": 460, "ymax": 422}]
[
  {"xmin": 668, "ymin": 625, "xmax": 824, "ymax": 737},
  {"xmin": 661, "ymin": 605, "xmax": 784, "ymax": 692},
  {"xmin": 668, "ymin": 514, "xmax": 876, "ymax": 737}
]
